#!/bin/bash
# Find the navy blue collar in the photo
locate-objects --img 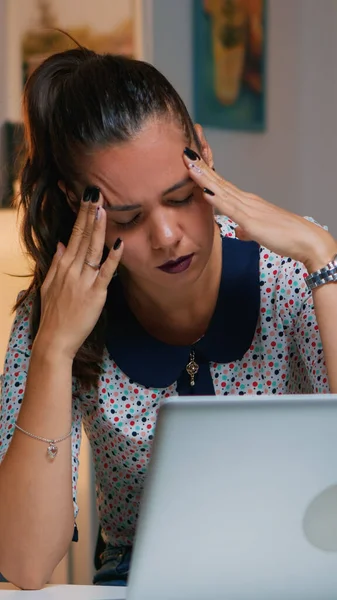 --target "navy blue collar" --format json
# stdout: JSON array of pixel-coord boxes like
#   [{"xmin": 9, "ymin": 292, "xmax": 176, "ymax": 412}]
[{"xmin": 105, "ymin": 236, "xmax": 260, "ymax": 392}]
